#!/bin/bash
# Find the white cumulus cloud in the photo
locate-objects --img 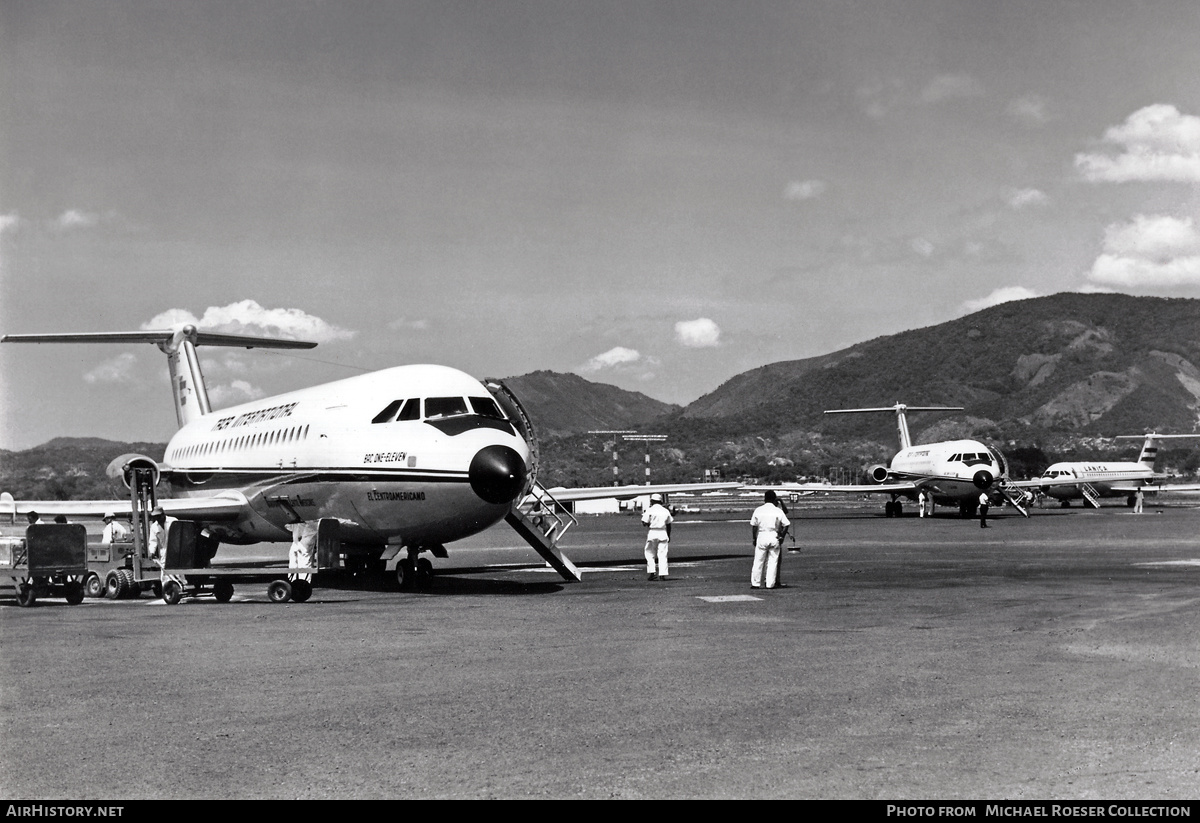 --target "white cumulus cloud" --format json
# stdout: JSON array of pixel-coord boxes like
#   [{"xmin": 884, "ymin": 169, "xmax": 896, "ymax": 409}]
[
  {"xmin": 1075, "ymin": 104, "xmax": 1200, "ymax": 183},
  {"xmin": 1006, "ymin": 95, "xmax": 1051, "ymax": 127},
  {"xmin": 1087, "ymin": 214, "xmax": 1200, "ymax": 288},
  {"xmin": 920, "ymin": 73, "xmax": 985, "ymax": 104},
  {"xmin": 143, "ymin": 300, "xmax": 356, "ymax": 343},
  {"xmin": 54, "ymin": 209, "xmax": 100, "ymax": 230},
  {"xmin": 674, "ymin": 318, "xmax": 721, "ymax": 348},
  {"xmin": 208, "ymin": 379, "xmax": 266, "ymax": 405},
  {"xmin": 961, "ymin": 287, "xmax": 1041, "ymax": 314},
  {"xmin": 784, "ymin": 180, "xmax": 827, "ymax": 201},
  {"xmin": 83, "ymin": 353, "xmax": 139, "ymax": 384},
  {"xmin": 0, "ymin": 213, "xmax": 20, "ymax": 235},
  {"xmin": 1005, "ymin": 188, "xmax": 1048, "ymax": 209},
  {"xmin": 579, "ymin": 346, "xmax": 642, "ymax": 372}
]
